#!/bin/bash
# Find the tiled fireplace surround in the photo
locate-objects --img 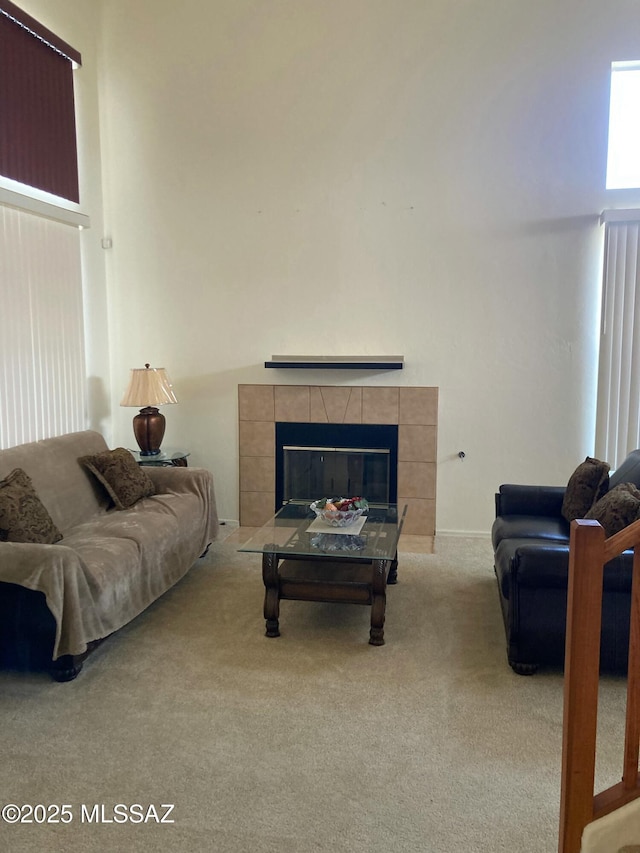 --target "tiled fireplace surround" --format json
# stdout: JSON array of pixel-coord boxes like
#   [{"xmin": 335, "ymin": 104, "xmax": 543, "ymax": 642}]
[{"xmin": 238, "ymin": 384, "xmax": 438, "ymax": 536}]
